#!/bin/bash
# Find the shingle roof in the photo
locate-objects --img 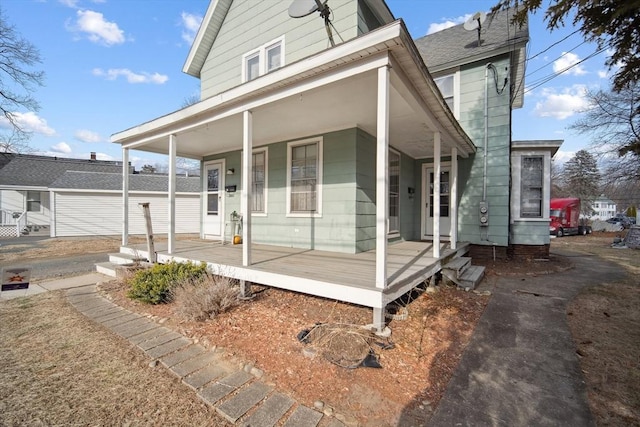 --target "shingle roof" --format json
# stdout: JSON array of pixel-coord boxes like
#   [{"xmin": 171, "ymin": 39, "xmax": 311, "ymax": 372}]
[
  {"xmin": 50, "ymin": 171, "xmax": 201, "ymax": 193},
  {"xmin": 414, "ymin": 8, "xmax": 529, "ymax": 71},
  {"xmin": 0, "ymin": 152, "xmax": 16, "ymax": 170},
  {"xmin": 0, "ymin": 154, "xmax": 126, "ymax": 187}
]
